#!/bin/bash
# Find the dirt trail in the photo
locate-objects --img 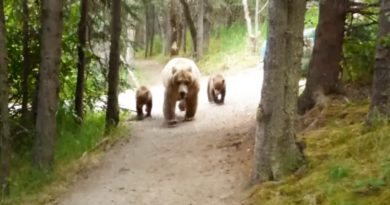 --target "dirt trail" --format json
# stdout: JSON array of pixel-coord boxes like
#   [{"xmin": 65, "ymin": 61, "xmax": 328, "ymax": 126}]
[{"xmin": 56, "ymin": 59, "xmax": 262, "ymax": 205}]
